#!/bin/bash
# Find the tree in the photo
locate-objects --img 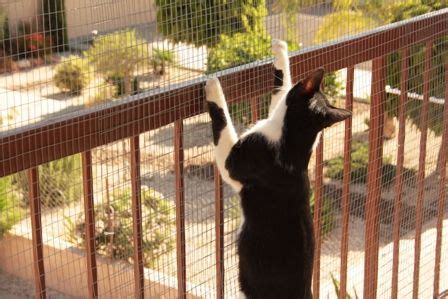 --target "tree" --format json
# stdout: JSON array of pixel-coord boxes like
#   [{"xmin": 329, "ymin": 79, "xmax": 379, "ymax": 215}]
[
  {"xmin": 155, "ymin": 0, "xmax": 268, "ymax": 47},
  {"xmin": 84, "ymin": 30, "xmax": 150, "ymax": 95}
]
